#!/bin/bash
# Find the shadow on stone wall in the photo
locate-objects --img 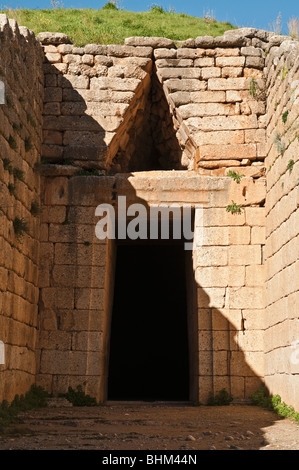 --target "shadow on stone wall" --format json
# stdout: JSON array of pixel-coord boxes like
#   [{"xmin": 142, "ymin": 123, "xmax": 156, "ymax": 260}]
[
  {"xmin": 43, "ymin": 64, "xmax": 107, "ymax": 170},
  {"xmin": 42, "ymin": 60, "xmax": 187, "ymax": 174}
]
